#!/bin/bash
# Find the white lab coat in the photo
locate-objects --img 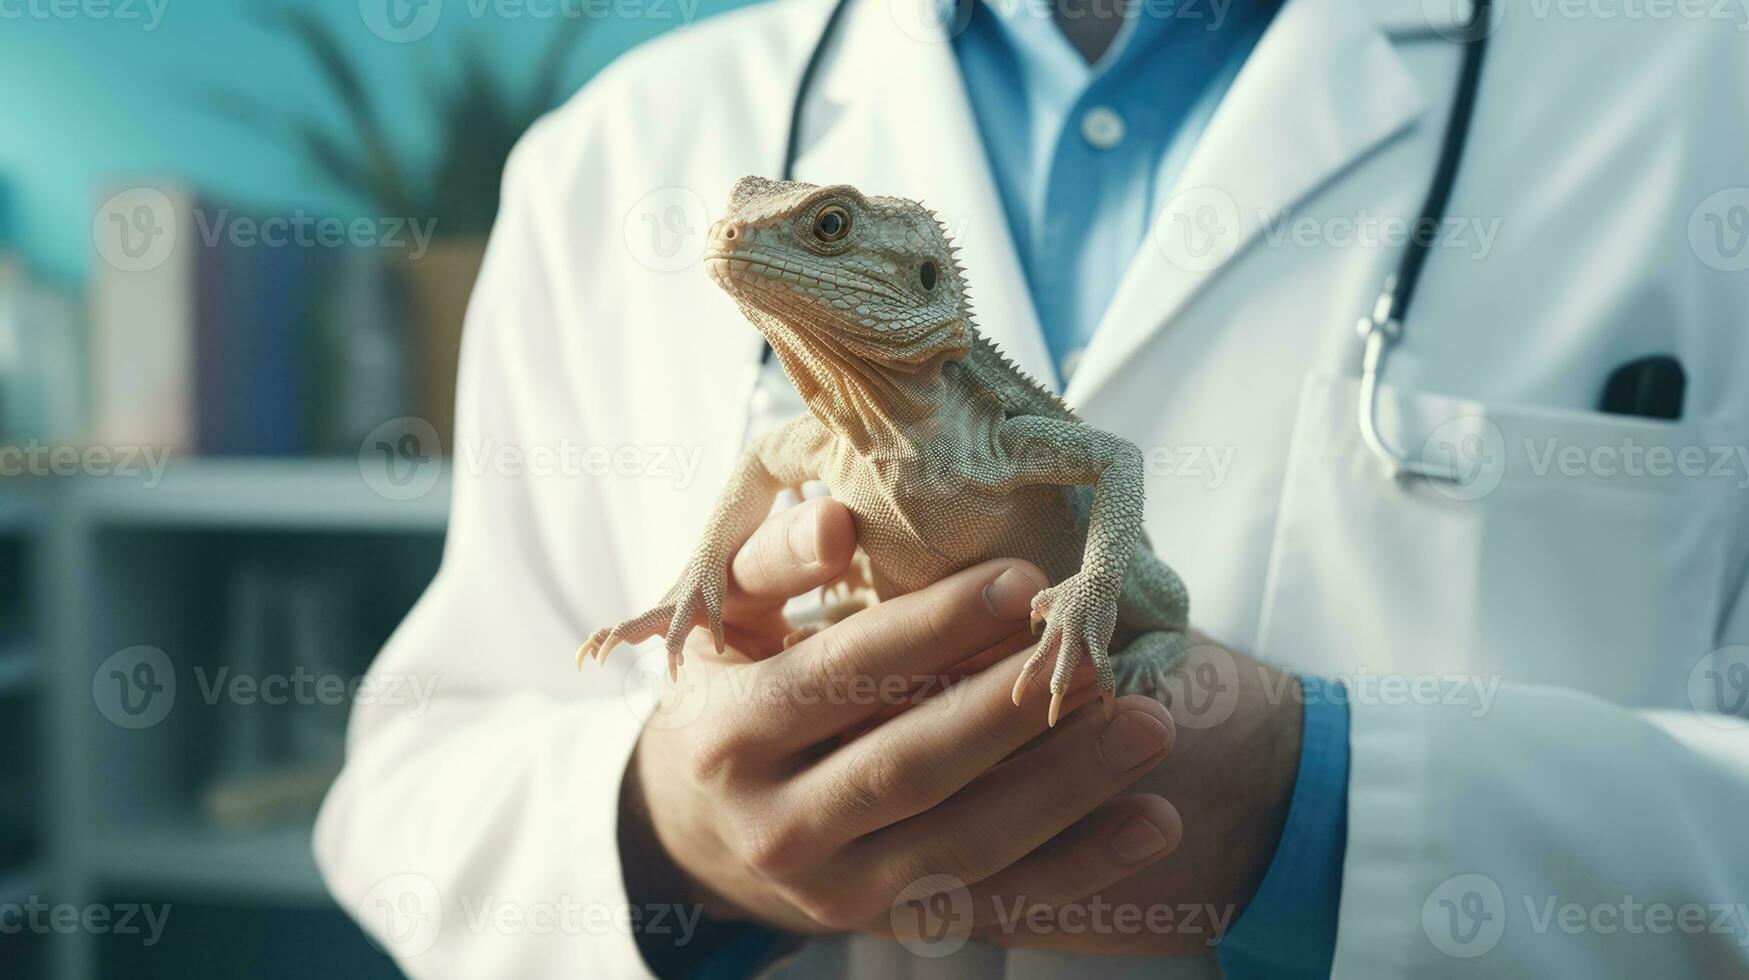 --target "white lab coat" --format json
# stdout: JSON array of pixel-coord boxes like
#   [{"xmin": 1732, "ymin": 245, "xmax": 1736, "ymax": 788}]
[{"xmin": 313, "ymin": 0, "xmax": 1749, "ymax": 976}]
